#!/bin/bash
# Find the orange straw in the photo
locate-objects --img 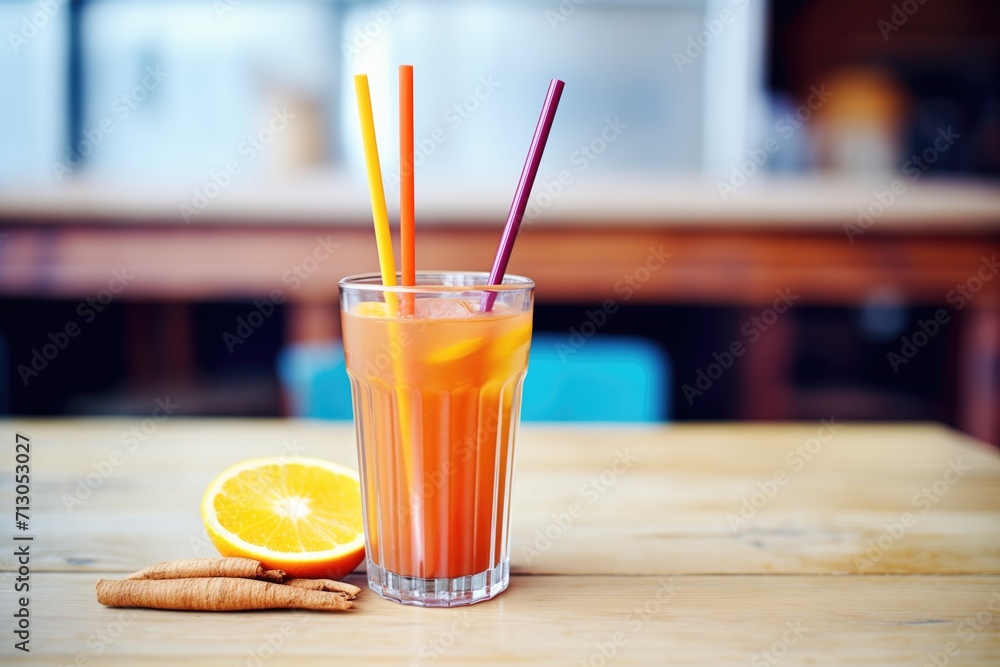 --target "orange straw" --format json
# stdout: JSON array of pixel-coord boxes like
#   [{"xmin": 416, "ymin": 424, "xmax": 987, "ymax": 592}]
[
  {"xmin": 353, "ymin": 73, "xmax": 399, "ymax": 316},
  {"xmin": 399, "ymin": 65, "xmax": 416, "ymax": 316}
]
